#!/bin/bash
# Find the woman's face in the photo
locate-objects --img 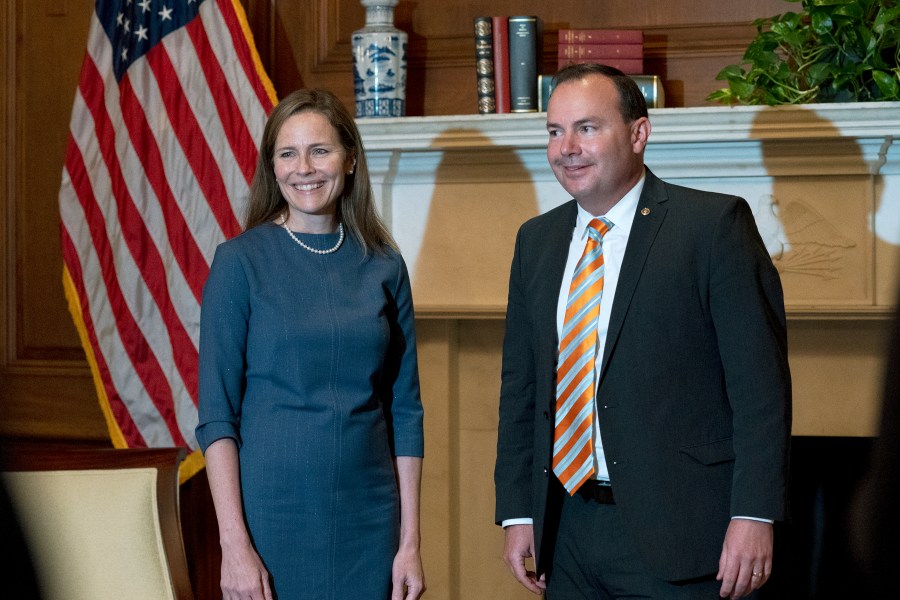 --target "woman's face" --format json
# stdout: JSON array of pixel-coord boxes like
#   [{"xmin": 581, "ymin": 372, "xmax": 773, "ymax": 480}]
[{"xmin": 273, "ymin": 110, "xmax": 354, "ymax": 232}]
